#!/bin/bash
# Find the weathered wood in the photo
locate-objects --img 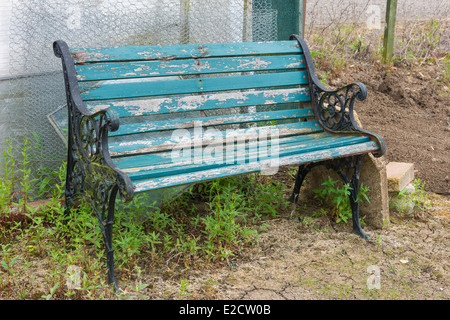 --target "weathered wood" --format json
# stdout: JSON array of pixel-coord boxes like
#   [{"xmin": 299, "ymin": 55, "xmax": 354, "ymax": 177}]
[
  {"xmin": 115, "ymin": 135, "xmax": 372, "ymax": 181},
  {"xmin": 75, "ymin": 55, "xmax": 306, "ymax": 81},
  {"xmin": 71, "ymin": 41, "xmax": 302, "ymax": 64},
  {"xmin": 131, "ymin": 141, "xmax": 379, "ymax": 193},
  {"xmin": 108, "ymin": 120, "xmax": 323, "ymax": 156},
  {"xmin": 80, "ymin": 71, "xmax": 309, "ymax": 101},
  {"xmin": 85, "ymin": 87, "xmax": 311, "ymax": 117},
  {"xmin": 109, "ymin": 108, "xmax": 314, "ymax": 136},
  {"xmin": 113, "ymin": 132, "xmax": 338, "ymax": 170}
]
